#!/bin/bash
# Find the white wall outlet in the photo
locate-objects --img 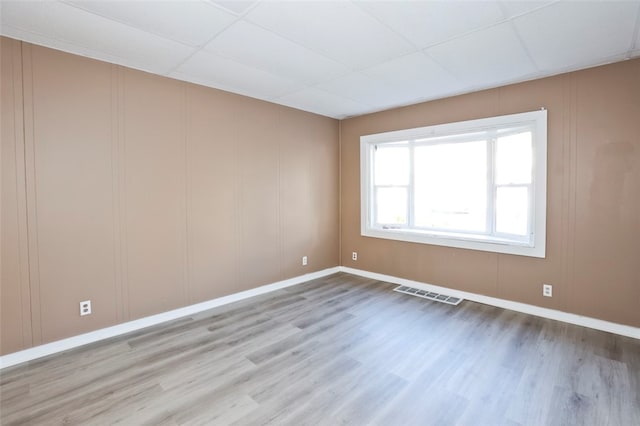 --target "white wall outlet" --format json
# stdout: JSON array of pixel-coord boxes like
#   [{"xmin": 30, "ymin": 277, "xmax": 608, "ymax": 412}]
[
  {"xmin": 543, "ymin": 284, "xmax": 553, "ymax": 298},
  {"xmin": 302, "ymin": 256, "xmax": 308, "ymax": 266},
  {"xmin": 80, "ymin": 300, "xmax": 92, "ymax": 316},
  {"xmin": 352, "ymin": 252, "xmax": 358, "ymax": 261}
]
